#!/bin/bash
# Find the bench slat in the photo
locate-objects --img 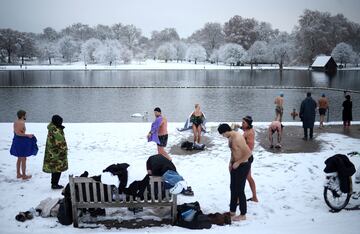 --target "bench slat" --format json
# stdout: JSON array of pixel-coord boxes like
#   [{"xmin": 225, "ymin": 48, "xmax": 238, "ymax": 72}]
[
  {"xmin": 100, "ymin": 184, "xmax": 105, "ymax": 202},
  {"xmin": 85, "ymin": 182, "xmax": 90, "ymax": 202},
  {"xmin": 107, "ymin": 185, "xmax": 112, "ymax": 202},
  {"xmin": 157, "ymin": 181, "xmax": 162, "ymax": 202},
  {"xmin": 92, "ymin": 183, "xmax": 98, "ymax": 202},
  {"xmin": 78, "ymin": 183, "xmax": 84, "ymax": 203},
  {"xmin": 143, "ymin": 188, "xmax": 148, "ymax": 203},
  {"xmin": 150, "ymin": 183, "xmax": 155, "ymax": 202}
]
